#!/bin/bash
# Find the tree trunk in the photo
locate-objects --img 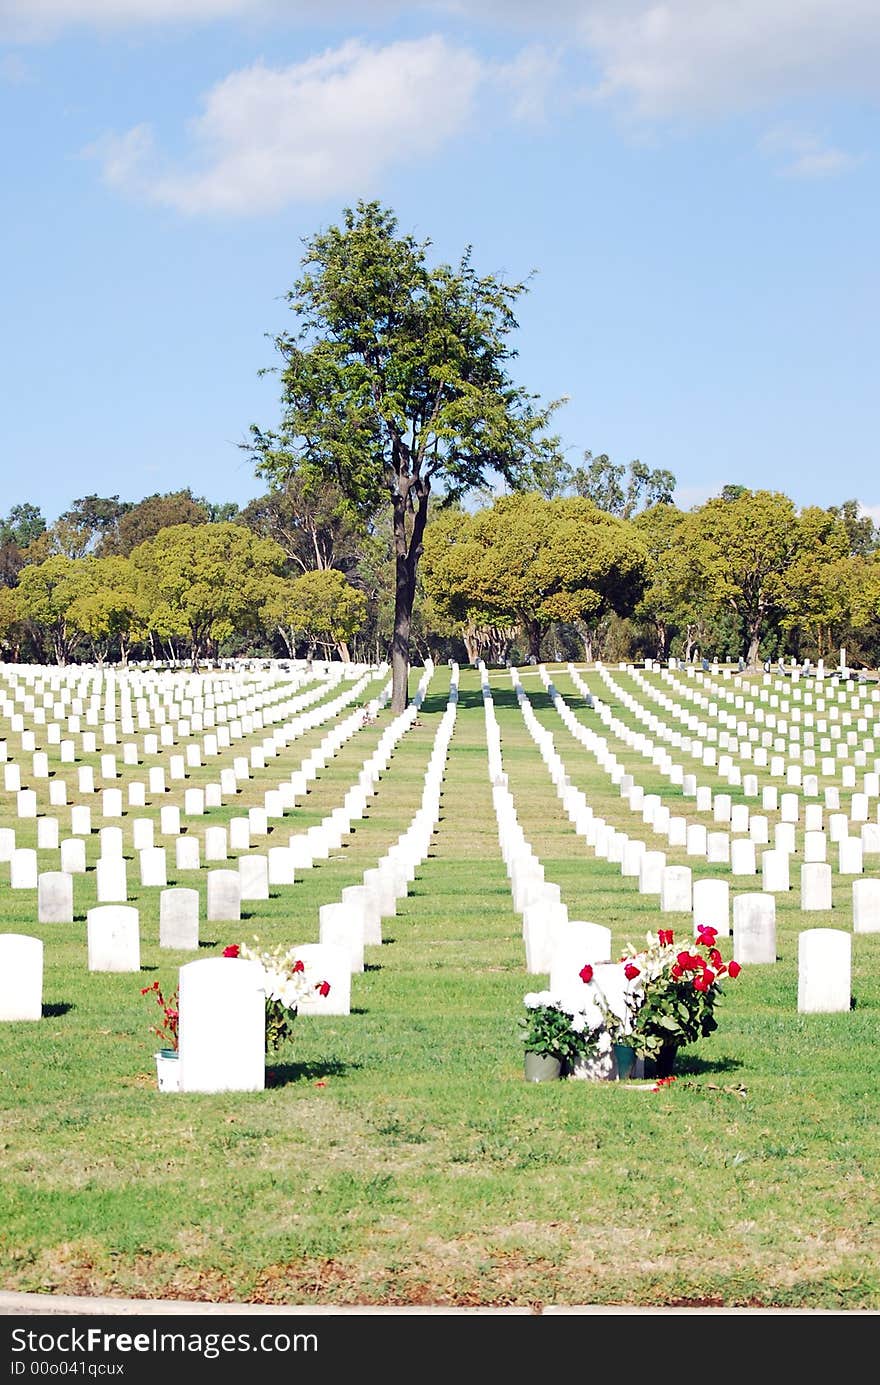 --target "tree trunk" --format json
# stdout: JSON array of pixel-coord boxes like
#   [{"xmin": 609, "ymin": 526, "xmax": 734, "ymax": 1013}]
[
  {"xmin": 336, "ymin": 639, "xmax": 352, "ymax": 662},
  {"xmin": 390, "ymin": 483, "xmax": 429, "ymax": 713},
  {"xmin": 655, "ymin": 620, "xmax": 667, "ymax": 660},
  {"xmin": 747, "ymin": 625, "xmax": 762, "ymax": 670},
  {"xmin": 526, "ymin": 618, "xmax": 542, "ymax": 662}
]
